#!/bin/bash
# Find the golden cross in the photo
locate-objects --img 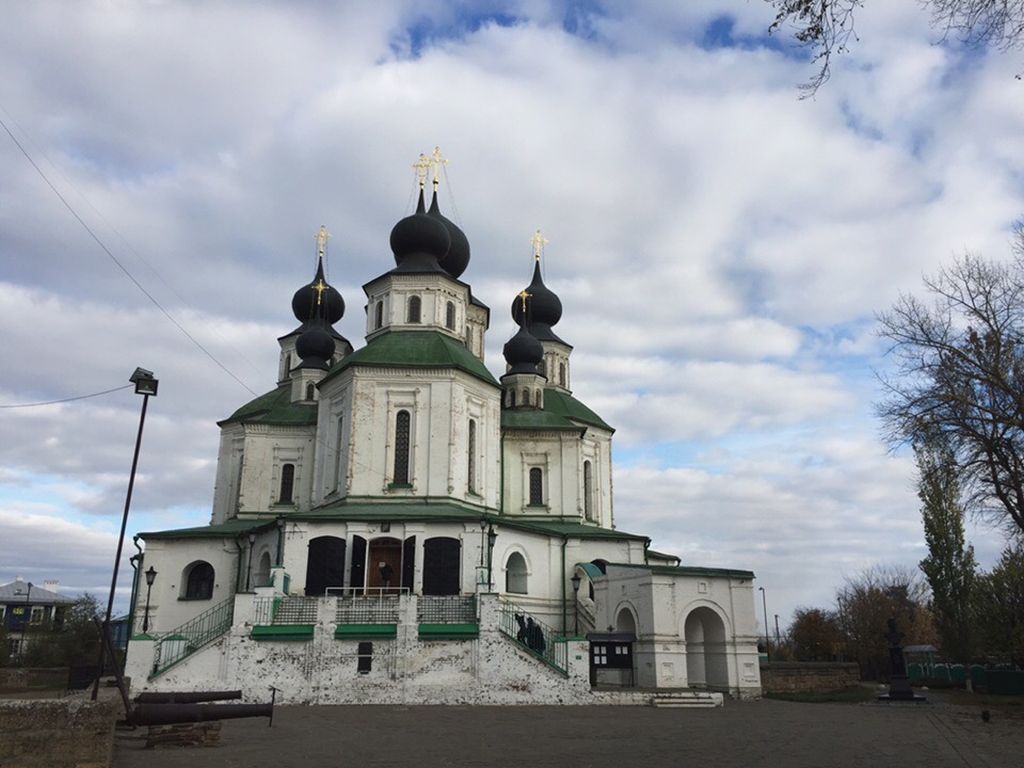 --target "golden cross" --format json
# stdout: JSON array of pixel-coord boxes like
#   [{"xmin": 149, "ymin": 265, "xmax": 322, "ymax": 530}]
[
  {"xmin": 429, "ymin": 146, "xmax": 448, "ymax": 188},
  {"xmin": 313, "ymin": 279, "xmax": 328, "ymax": 306},
  {"xmin": 412, "ymin": 153, "xmax": 431, "ymax": 189},
  {"xmin": 530, "ymin": 229, "xmax": 548, "ymax": 261},
  {"xmin": 518, "ymin": 289, "xmax": 531, "ymax": 313},
  {"xmin": 315, "ymin": 225, "xmax": 331, "ymax": 259}
]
